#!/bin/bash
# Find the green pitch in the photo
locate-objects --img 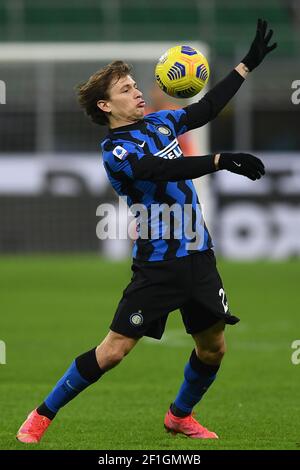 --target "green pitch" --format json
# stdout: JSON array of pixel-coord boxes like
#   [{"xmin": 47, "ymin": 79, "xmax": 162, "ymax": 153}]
[{"xmin": 0, "ymin": 255, "xmax": 299, "ymax": 450}]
